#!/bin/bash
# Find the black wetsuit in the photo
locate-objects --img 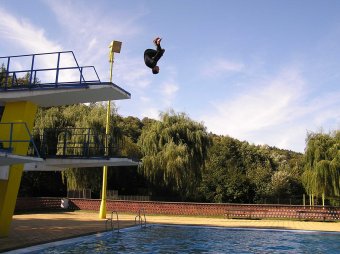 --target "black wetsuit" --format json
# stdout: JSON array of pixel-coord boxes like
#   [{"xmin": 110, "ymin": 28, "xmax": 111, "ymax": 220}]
[{"xmin": 144, "ymin": 44, "xmax": 165, "ymax": 69}]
